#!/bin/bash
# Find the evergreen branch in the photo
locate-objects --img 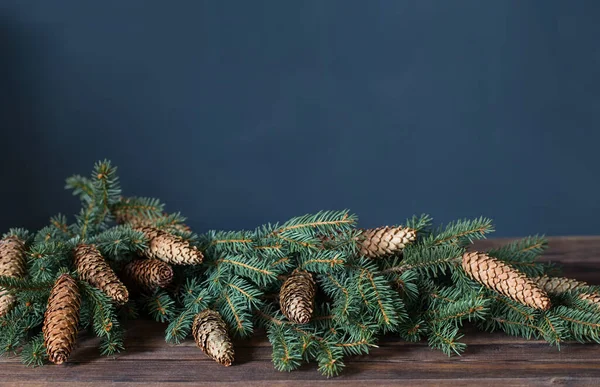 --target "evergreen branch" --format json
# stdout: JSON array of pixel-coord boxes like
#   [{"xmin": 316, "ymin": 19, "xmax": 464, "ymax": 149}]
[
  {"xmin": 426, "ymin": 217, "xmax": 494, "ymax": 247},
  {"xmin": 273, "ymin": 210, "xmax": 356, "ymax": 235},
  {"xmin": 65, "ymin": 175, "xmax": 94, "ymax": 202},
  {"xmin": 381, "ymin": 245, "xmax": 462, "ymax": 276},
  {"xmin": 404, "ymin": 213, "xmax": 433, "ymax": 233},
  {"xmin": 298, "ymin": 250, "xmax": 346, "ymax": 273}
]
